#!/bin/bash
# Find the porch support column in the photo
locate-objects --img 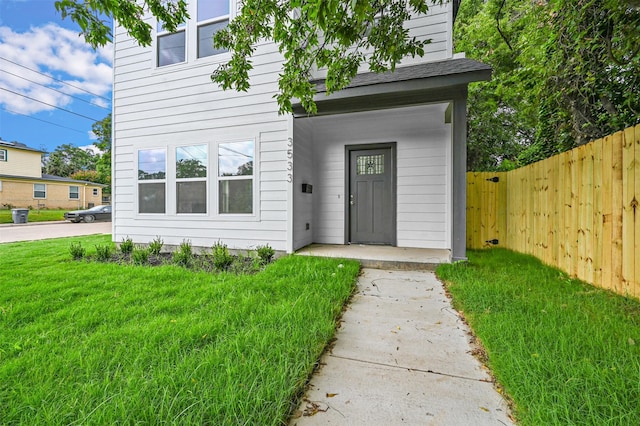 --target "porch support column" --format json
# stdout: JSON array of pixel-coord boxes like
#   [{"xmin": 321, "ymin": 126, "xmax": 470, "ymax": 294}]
[{"xmin": 452, "ymin": 87, "xmax": 468, "ymax": 262}]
